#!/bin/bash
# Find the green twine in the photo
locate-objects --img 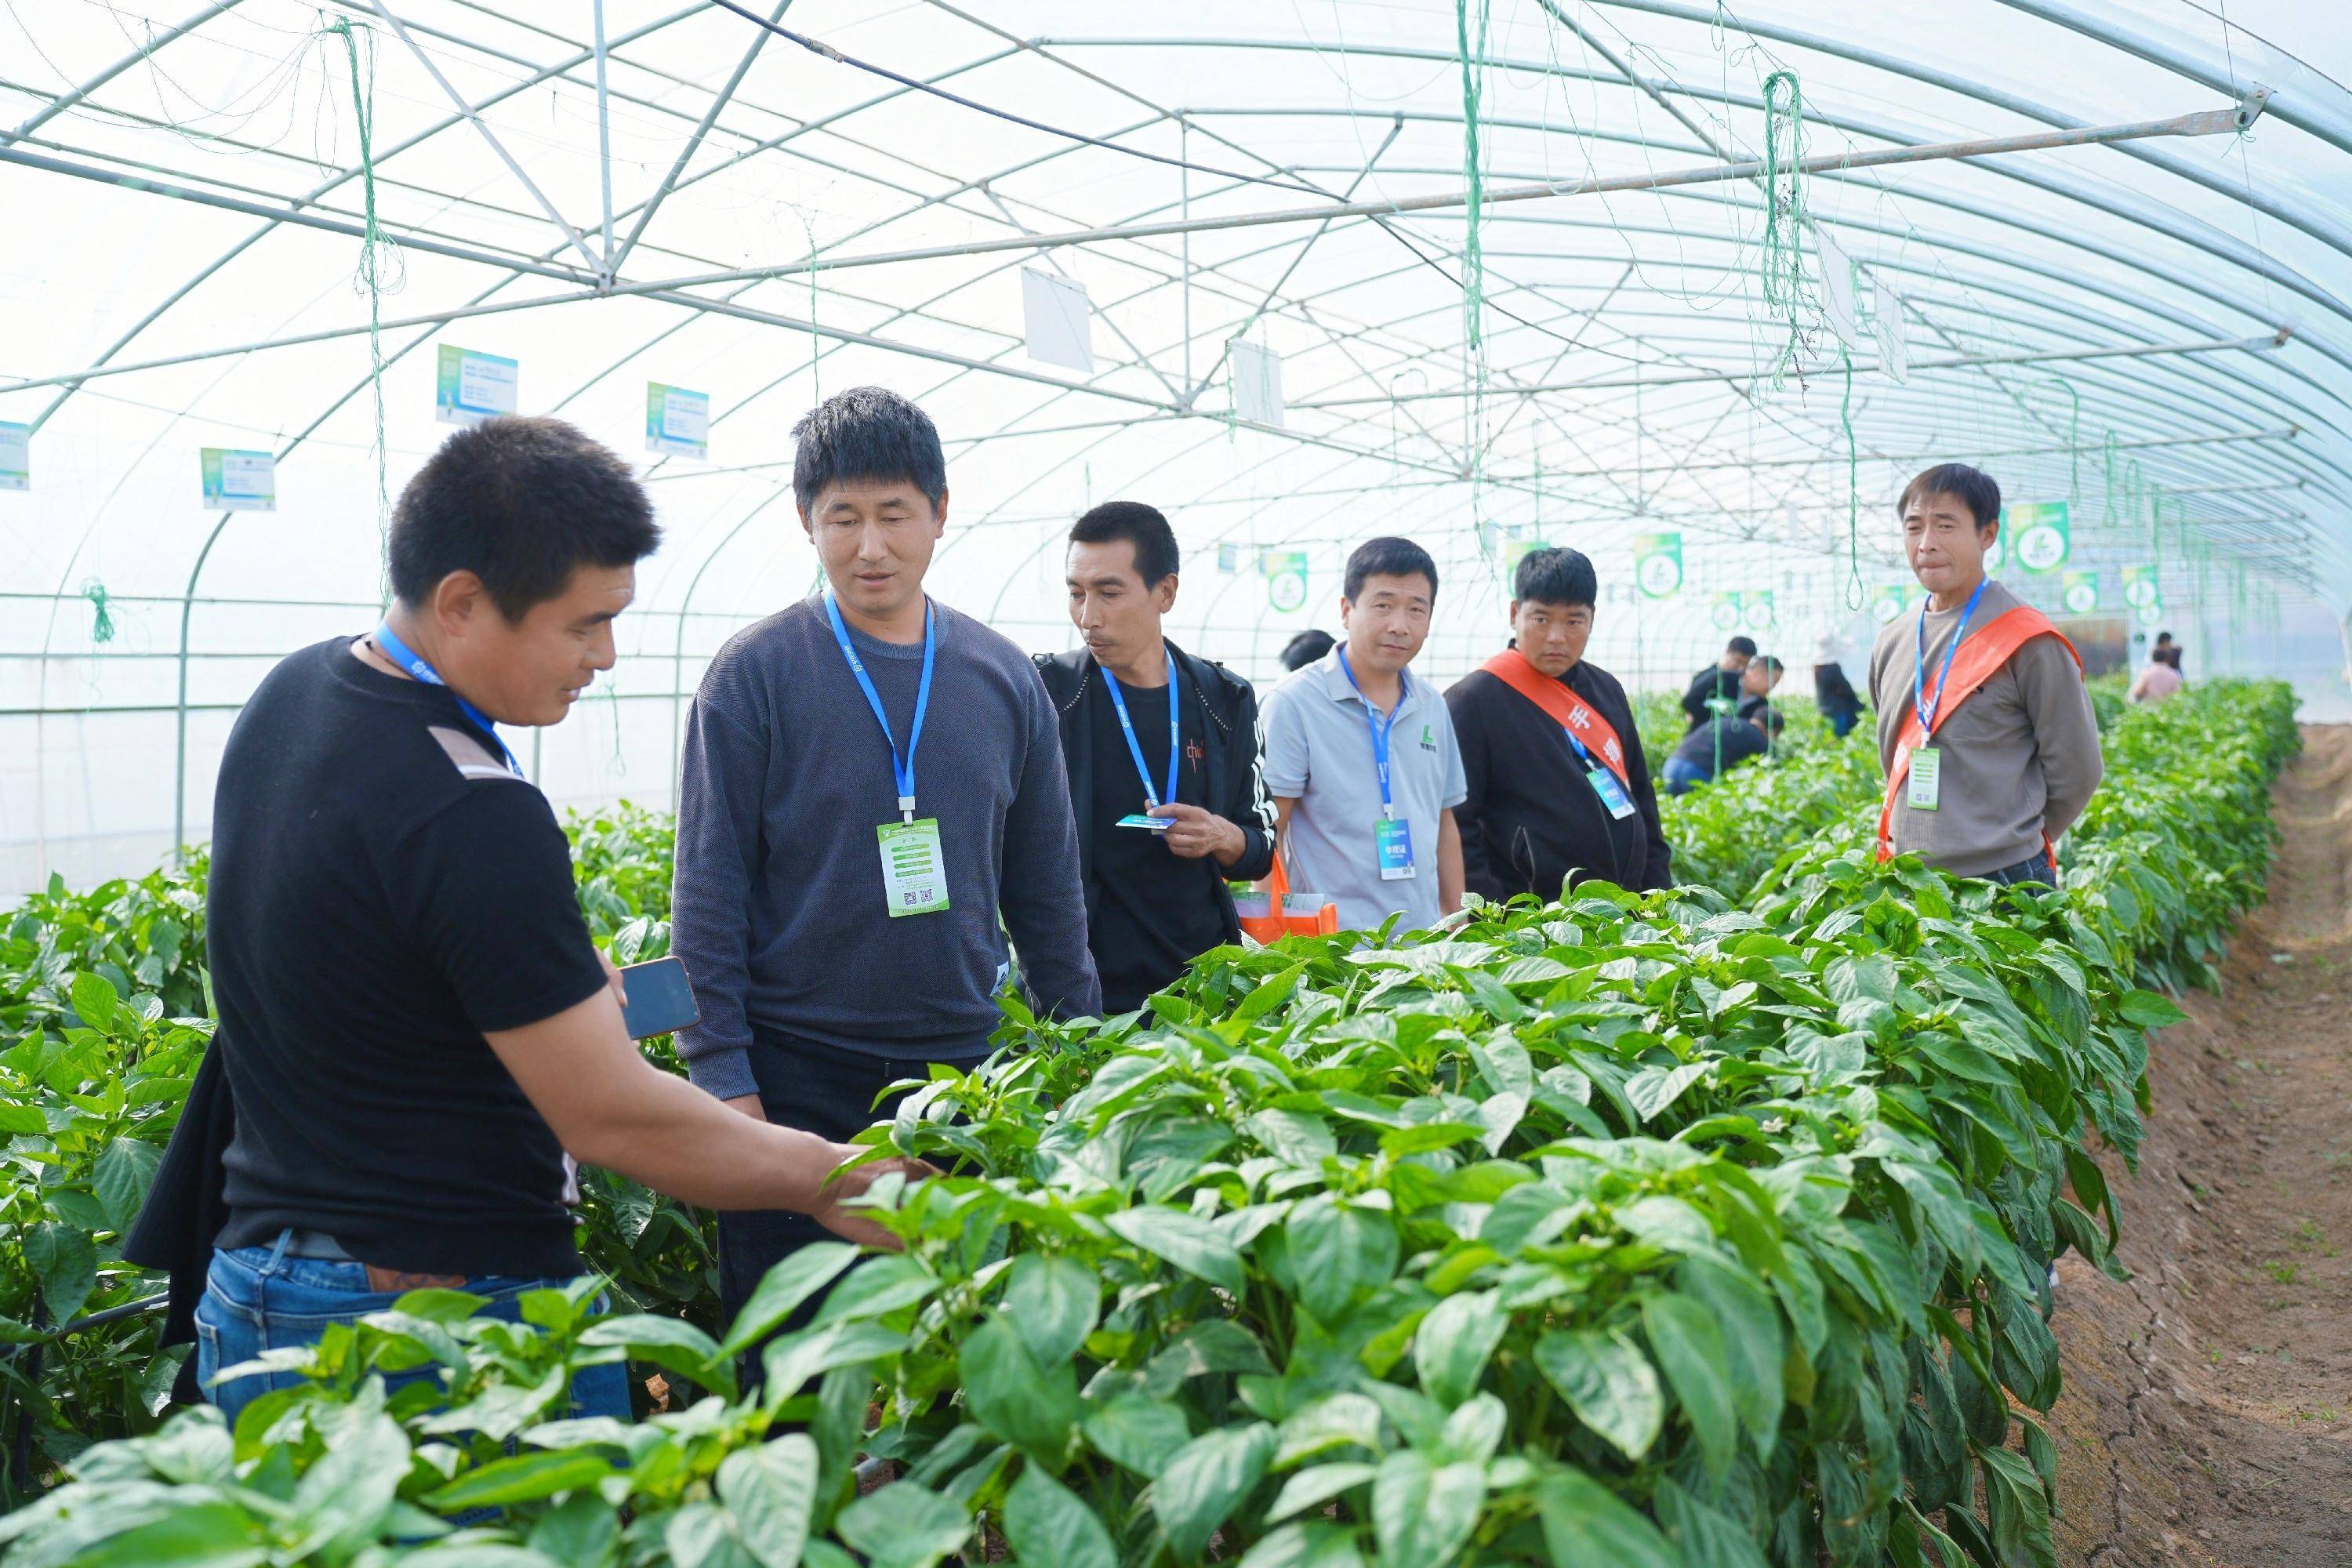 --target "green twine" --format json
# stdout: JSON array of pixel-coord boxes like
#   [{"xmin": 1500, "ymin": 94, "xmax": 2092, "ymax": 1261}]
[
  {"xmin": 2045, "ymin": 378, "xmax": 2081, "ymax": 502},
  {"xmin": 320, "ymin": 19, "xmax": 397, "ymax": 554},
  {"xmin": 1455, "ymin": 0, "xmax": 1491, "ymax": 543},
  {"xmin": 1759, "ymin": 71, "xmax": 1808, "ymax": 387},
  {"xmin": 80, "ymin": 579, "xmax": 115, "ymax": 644},
  {"xmin": 1839, "ymin": 347, "xmax": 1861, "ymax": 608}
]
